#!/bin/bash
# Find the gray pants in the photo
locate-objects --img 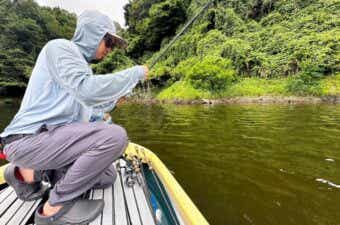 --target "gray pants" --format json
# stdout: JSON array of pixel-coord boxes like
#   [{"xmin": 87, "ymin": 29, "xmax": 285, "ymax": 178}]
[{"xmin": 3, "ymin": 122, "xmax": 128, "ymax": 206}]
